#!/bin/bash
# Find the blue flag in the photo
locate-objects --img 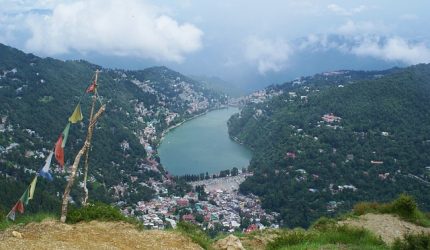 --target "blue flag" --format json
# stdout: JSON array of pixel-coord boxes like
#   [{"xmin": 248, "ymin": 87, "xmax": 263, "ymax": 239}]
[{"xmin": 39, "ymin": 151, "xmax": 53, "ymax": 181}]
